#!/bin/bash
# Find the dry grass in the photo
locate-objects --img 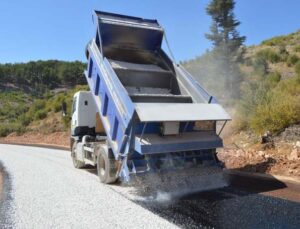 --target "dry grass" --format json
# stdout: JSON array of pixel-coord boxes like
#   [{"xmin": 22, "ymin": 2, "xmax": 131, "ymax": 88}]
[{"xmin": 28, "ymin": 112, "xmax": 66, "ymax": 134}]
